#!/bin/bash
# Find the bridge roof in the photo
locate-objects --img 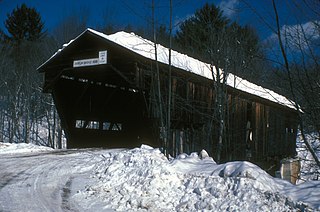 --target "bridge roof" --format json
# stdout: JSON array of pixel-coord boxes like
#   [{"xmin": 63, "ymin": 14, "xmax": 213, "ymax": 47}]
[{"xmin": 38, "ymin": 28, "xmax": 298, "ymax": 111}]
